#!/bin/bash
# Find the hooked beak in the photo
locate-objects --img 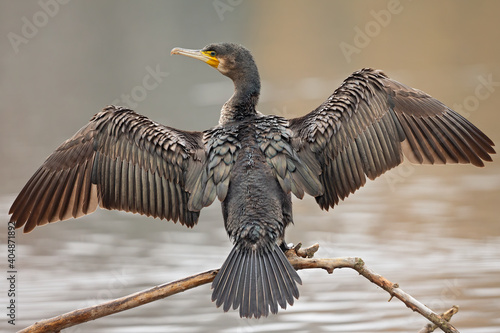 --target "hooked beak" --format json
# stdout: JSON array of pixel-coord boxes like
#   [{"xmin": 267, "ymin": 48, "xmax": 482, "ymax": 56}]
[{"xmin": 171, "ymin": 47, "xmax": 219, "ymax": 69}]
